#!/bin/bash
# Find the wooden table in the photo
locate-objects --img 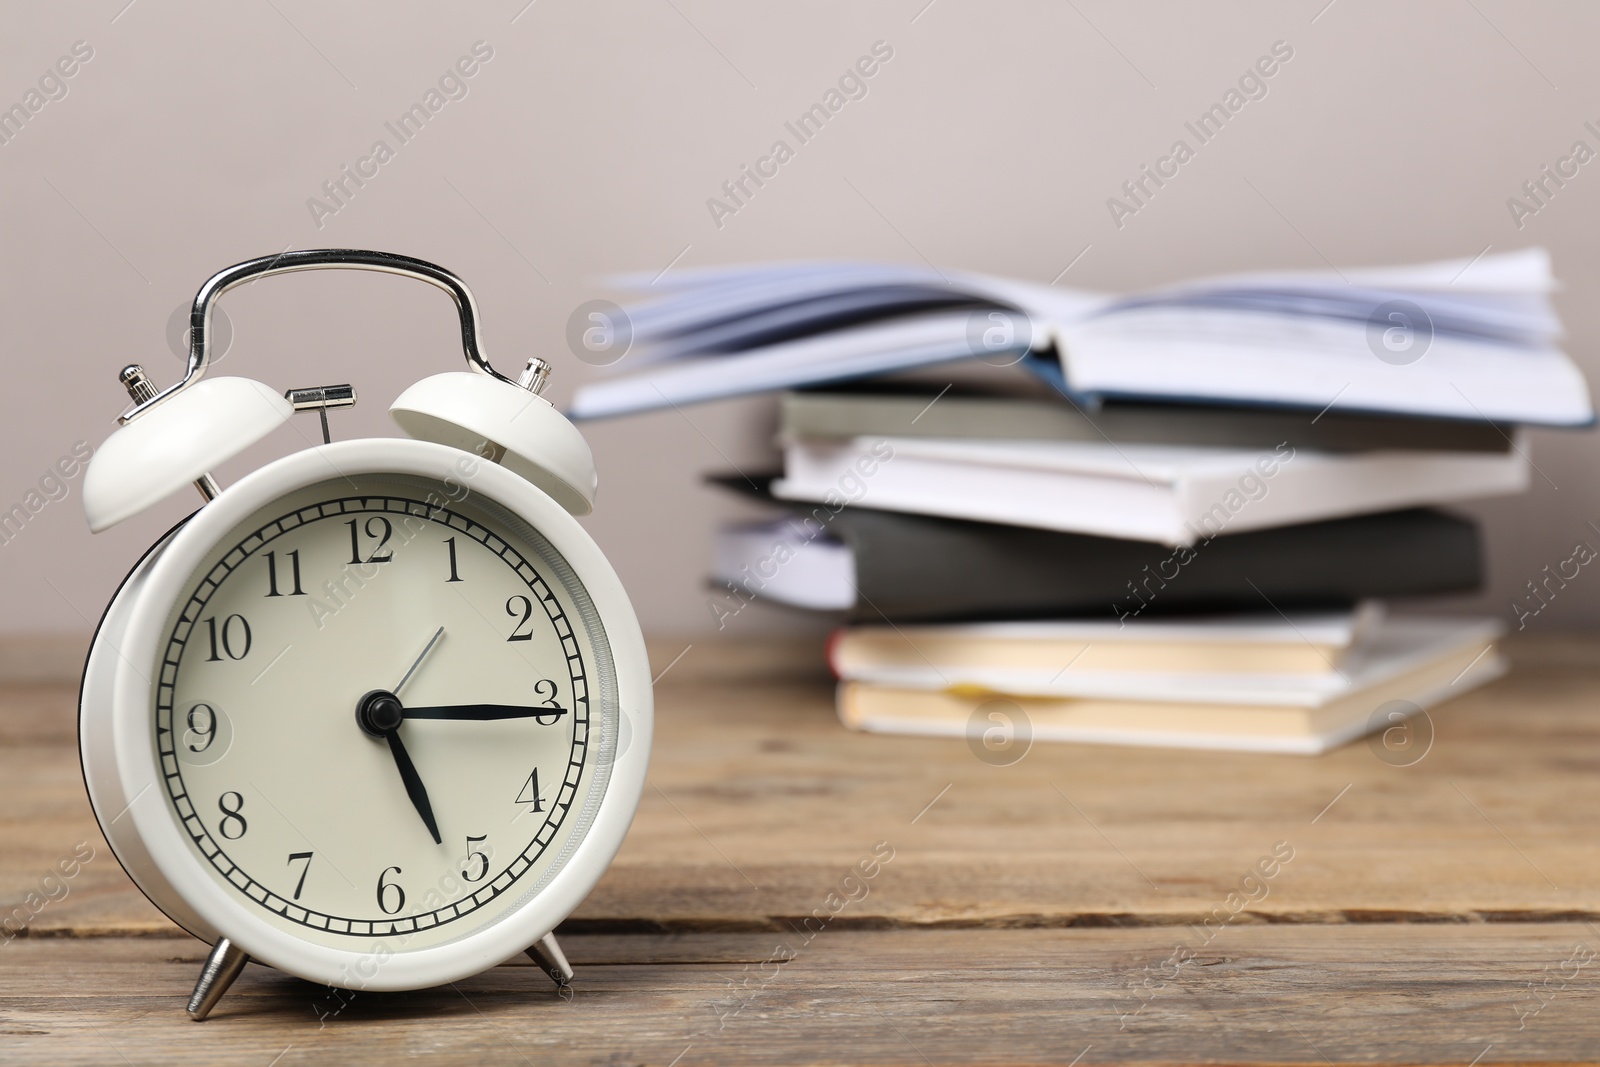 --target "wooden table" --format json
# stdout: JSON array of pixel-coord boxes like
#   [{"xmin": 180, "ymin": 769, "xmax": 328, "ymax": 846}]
[{"xmin": 6, "ymin": 635, "xmax": 1600, "ymax": 1065}]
